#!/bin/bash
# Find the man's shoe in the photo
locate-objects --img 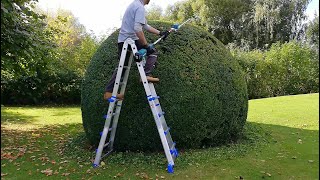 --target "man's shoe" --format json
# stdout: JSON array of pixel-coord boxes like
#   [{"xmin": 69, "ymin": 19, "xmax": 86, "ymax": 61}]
[
  {"xmin": 140, "ymin": 76, "xmax": 160, "ymax": 83},
  {"xmin": 104, "ymin": 92, "xmax": 124, "ymax": 100}
]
